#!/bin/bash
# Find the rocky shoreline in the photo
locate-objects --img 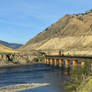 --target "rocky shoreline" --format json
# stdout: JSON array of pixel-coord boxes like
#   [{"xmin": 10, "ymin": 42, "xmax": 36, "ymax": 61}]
[
  {"xmin": 0, "ymin": 53, "xmax": 38, "ymax": 66},
  {"xmin": 0, "ymin": 83, "xmax": 49, "ymax": 92}
]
